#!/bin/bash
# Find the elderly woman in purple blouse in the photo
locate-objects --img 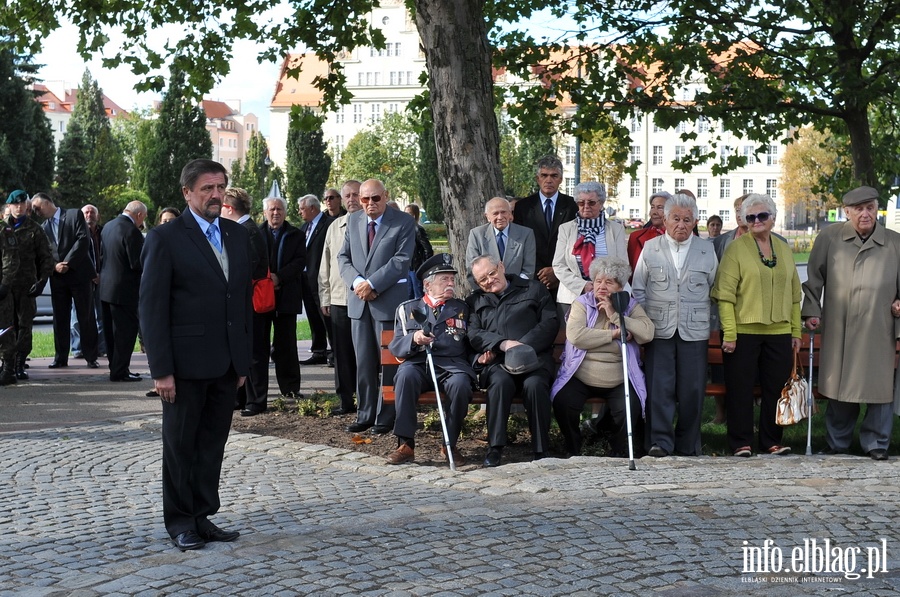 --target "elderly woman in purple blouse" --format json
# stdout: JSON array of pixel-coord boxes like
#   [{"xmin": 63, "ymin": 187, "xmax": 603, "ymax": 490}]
[{"xmin": 551, "ymin": 256, "xmax": 654, "ymax": 457}]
